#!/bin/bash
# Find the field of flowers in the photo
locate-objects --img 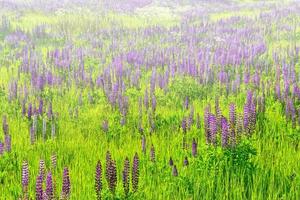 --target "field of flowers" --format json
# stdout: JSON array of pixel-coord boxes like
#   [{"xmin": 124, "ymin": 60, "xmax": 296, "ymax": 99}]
[{"xmin": 0, "ymin": 0, "xmax": 300, "ymax": 199}]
